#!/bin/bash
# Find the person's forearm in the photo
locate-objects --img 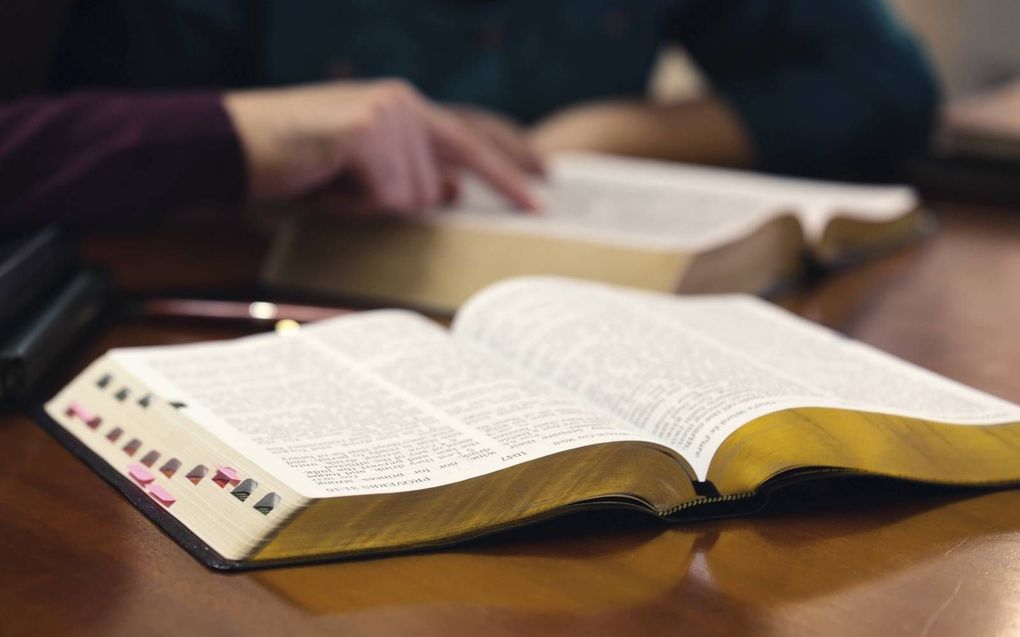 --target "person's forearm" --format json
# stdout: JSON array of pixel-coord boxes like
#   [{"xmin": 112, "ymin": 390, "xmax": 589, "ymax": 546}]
[
  {"xmin": 529, "ymin": 97, "xmax": 754, "ymax": 167},
  {"xmin": 0, "ymin": 92, "xmax": 245, "ymax": 232}
]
